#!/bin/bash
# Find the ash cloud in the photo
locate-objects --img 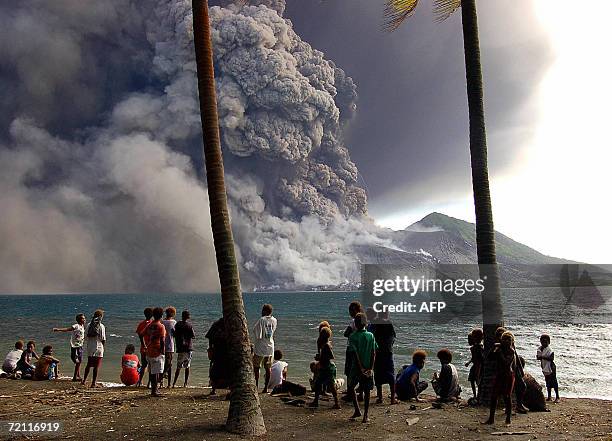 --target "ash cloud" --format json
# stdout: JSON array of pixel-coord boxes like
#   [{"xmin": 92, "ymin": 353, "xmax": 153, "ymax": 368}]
[{"xmin": 0, "ymin": 0, "xmax": 388, "ymax": 293}]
